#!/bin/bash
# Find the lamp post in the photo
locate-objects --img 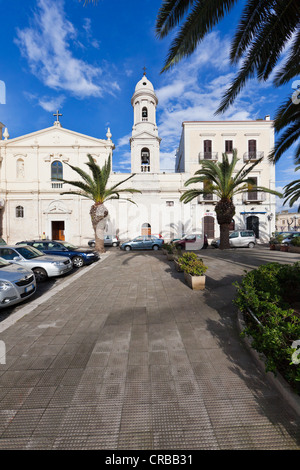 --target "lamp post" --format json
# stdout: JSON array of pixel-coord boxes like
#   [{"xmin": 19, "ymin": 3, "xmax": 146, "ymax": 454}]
[{"xmin": 267, "ymin": 213, "xmax": 273, "ymax": 238}]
